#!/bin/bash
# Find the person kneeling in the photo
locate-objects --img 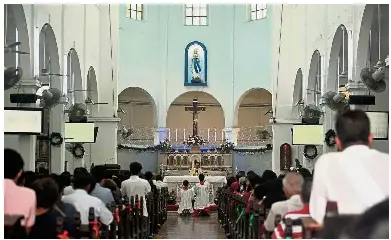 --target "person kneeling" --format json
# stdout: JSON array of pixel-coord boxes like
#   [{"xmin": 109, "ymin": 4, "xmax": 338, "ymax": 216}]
[
  {"xmin": 178, "ymin": 180, "xmax": 193, "ymax": 216},
  {"xmin": 192, "ymin": 174, "xmax": 211, "ymax": 216}
]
